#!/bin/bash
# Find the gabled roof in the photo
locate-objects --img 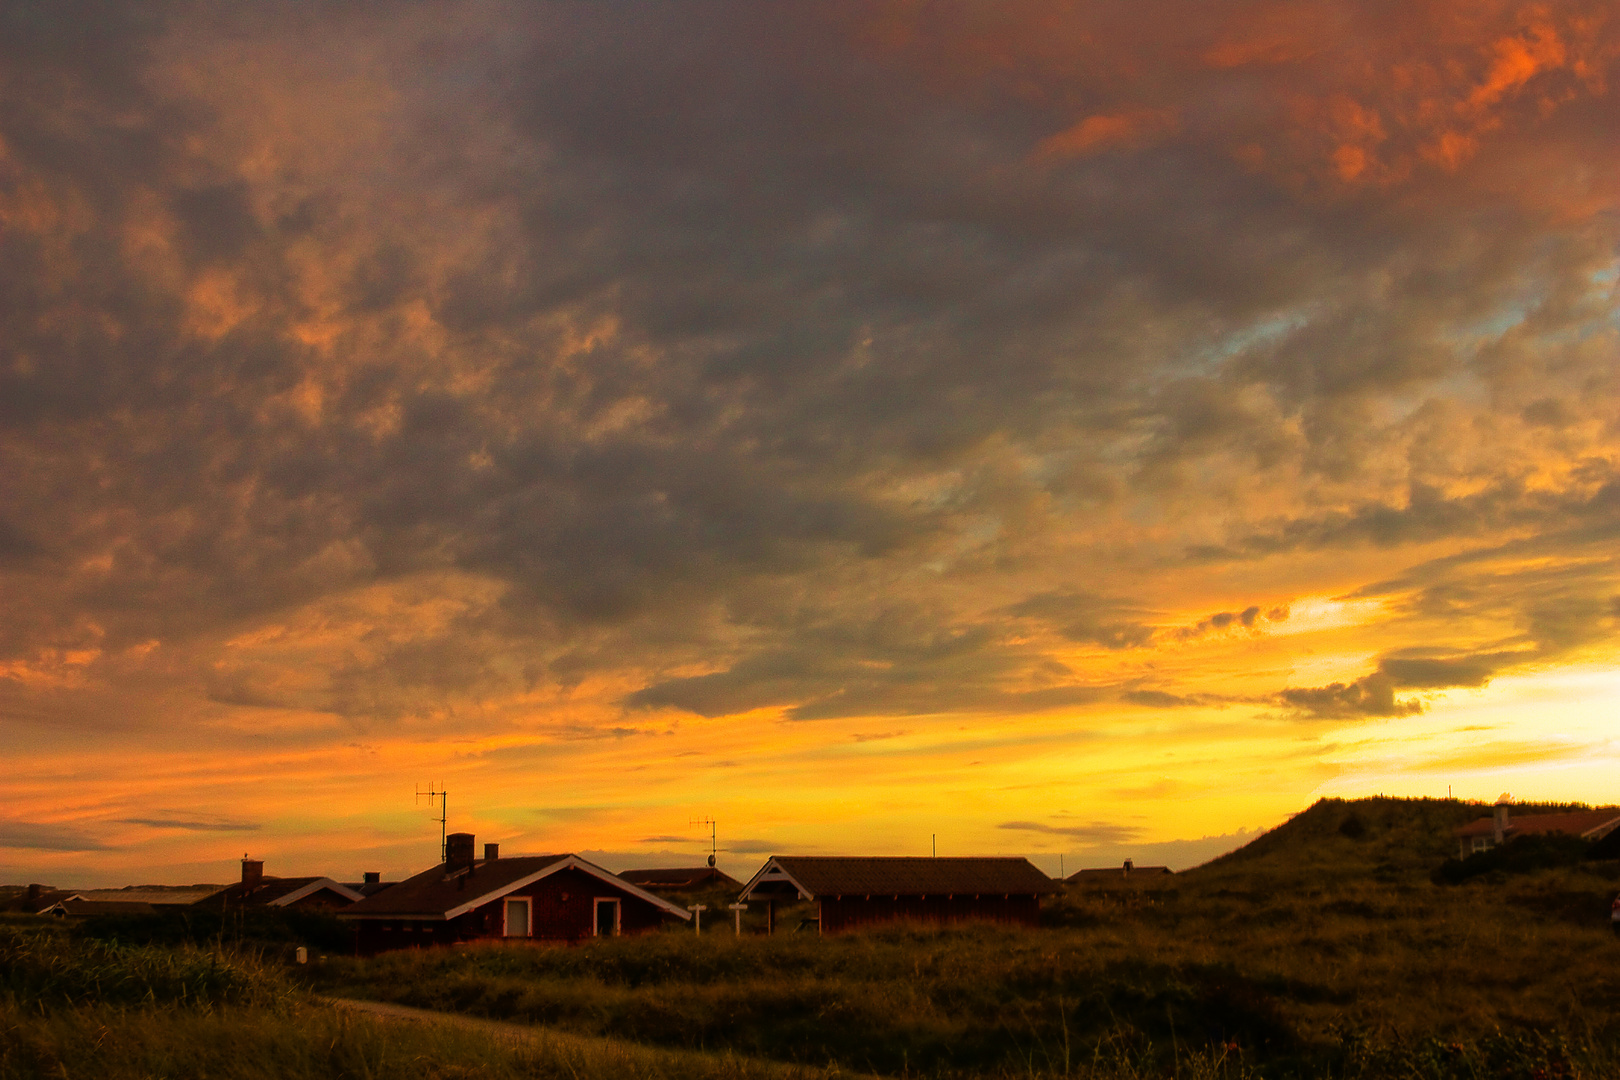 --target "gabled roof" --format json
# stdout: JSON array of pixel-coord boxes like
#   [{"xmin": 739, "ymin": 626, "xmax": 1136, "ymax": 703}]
[
  {"xmin": 1453, "ymin": 809, "xmax": 1620, "ymax": 839},
  {"xmin": 204, "ymin": 876, "xmax": 363, "ymax": 907},
  {"xmin": 739, "ymin": 856, "xmax": 1060, "ymax": 901},
  {"xmin": 0, "ymin": 887, "xmax": 76, "ymax": 914},
  {"xmin": 338, "ymin": 854, "xmax": 692, "ymax": 922},
  {"xmin": 618, "ymin": 867, "xmax": 742, "ymax": 891}
]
